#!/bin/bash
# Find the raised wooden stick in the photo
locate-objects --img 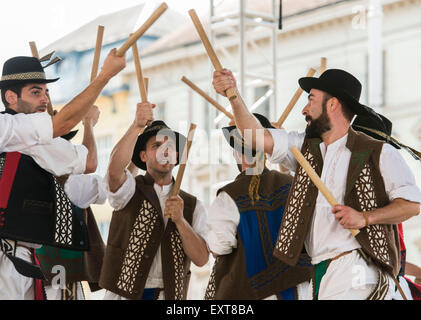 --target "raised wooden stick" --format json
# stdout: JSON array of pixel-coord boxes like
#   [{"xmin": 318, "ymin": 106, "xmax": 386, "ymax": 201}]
[
  {"xmin": 29, "ymin": 42, "xmax": 40, "ymax": 59},
  {"xmin": 290, "ymin": 146, "xmax": 360, "ymax": 237},
  {"xmin": 132, "ymin": 40, "xmax": 148, "ymax": 102},
  {"xmin": 181, "ymin": 76, "xmax": 234, "ymax": 120},
  {"xmin": 116, "ymin": 2, "xmax": 168, "ymax": 57},
  {"xmin": 321, "ymin": 57, "xmax": 327, "ymax": 74},
  {"xmin": 132, "ymin": 39, "xmax": 153, "ymax": 128},
  {"xmin": 171, "ymin": 123, "xmax": 197, "ymax": 197},
  {"xmin": 276, "ymin": 68, "xmax": 317, "ymax": 128},
  {"xmin": 144, "ymin": 78, "xmax": 149, "ymax": 96},
  {"xmin": 29, "ymin": 42, "xmax": 54, "ymax": 116},
  {"xmin": 188, "ymin": 9, "xmax": 237, "ymax": 101},
  {"xmin": 90, "ymin": 25, "xmax": 105, "ymax": 83}
]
